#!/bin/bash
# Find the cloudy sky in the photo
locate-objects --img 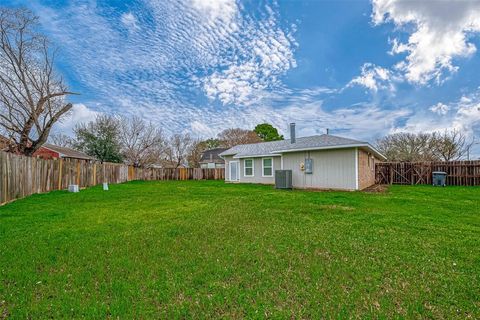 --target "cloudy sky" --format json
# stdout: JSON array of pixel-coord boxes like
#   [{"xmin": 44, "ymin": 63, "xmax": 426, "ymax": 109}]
[{"xmin": 5, "ymin": 0, "xmax": 480, "ymax": 155}]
